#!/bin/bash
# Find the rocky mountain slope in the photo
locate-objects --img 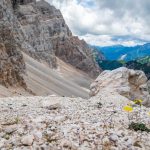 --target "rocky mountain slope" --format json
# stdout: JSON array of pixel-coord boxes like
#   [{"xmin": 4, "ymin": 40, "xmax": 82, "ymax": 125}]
[
  {"xmin": 23, "ymin": 52, "xmax": 92, "ymax": 98},
  {"xmin": 0, "ymin": 67, "xmax": 150, "ymax": 149},
  {"xmin": 13, "ymin": 0, "xmax": 101, "ymax": 77},
  {"xmin": 0, "ymin": 0, "xmax": 102, "ymax": 97},
  {"xmin": 0, "ymin": 51, "xmax": 92, "ymax": 98}
]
